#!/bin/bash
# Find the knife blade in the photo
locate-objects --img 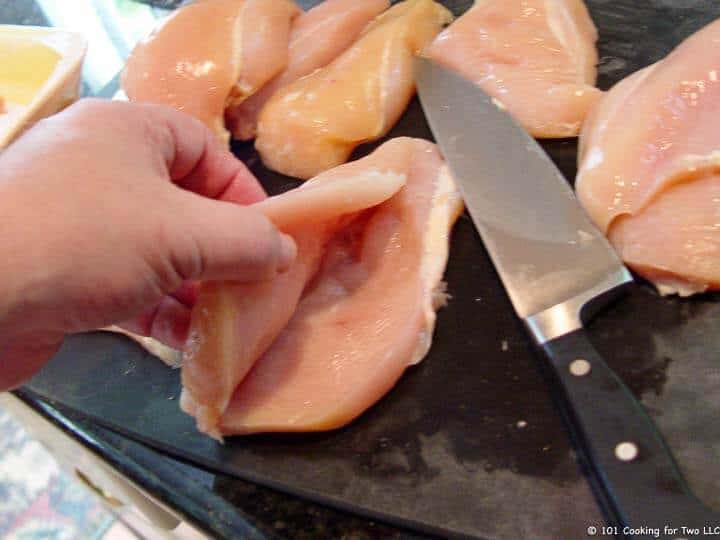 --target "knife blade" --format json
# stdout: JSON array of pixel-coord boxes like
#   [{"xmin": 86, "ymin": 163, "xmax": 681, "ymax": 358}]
[{"xmin": 415, "ymin": 57, "xmax": 719, "ymax": 537}]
